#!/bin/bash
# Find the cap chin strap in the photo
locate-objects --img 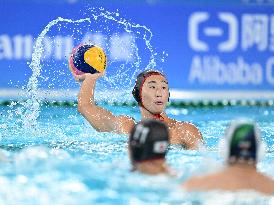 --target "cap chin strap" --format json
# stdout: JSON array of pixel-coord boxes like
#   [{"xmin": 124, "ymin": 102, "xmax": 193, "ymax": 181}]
[{"xmin": 152, "ymin": 113, "xmax": 165, "ymax": 121}]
